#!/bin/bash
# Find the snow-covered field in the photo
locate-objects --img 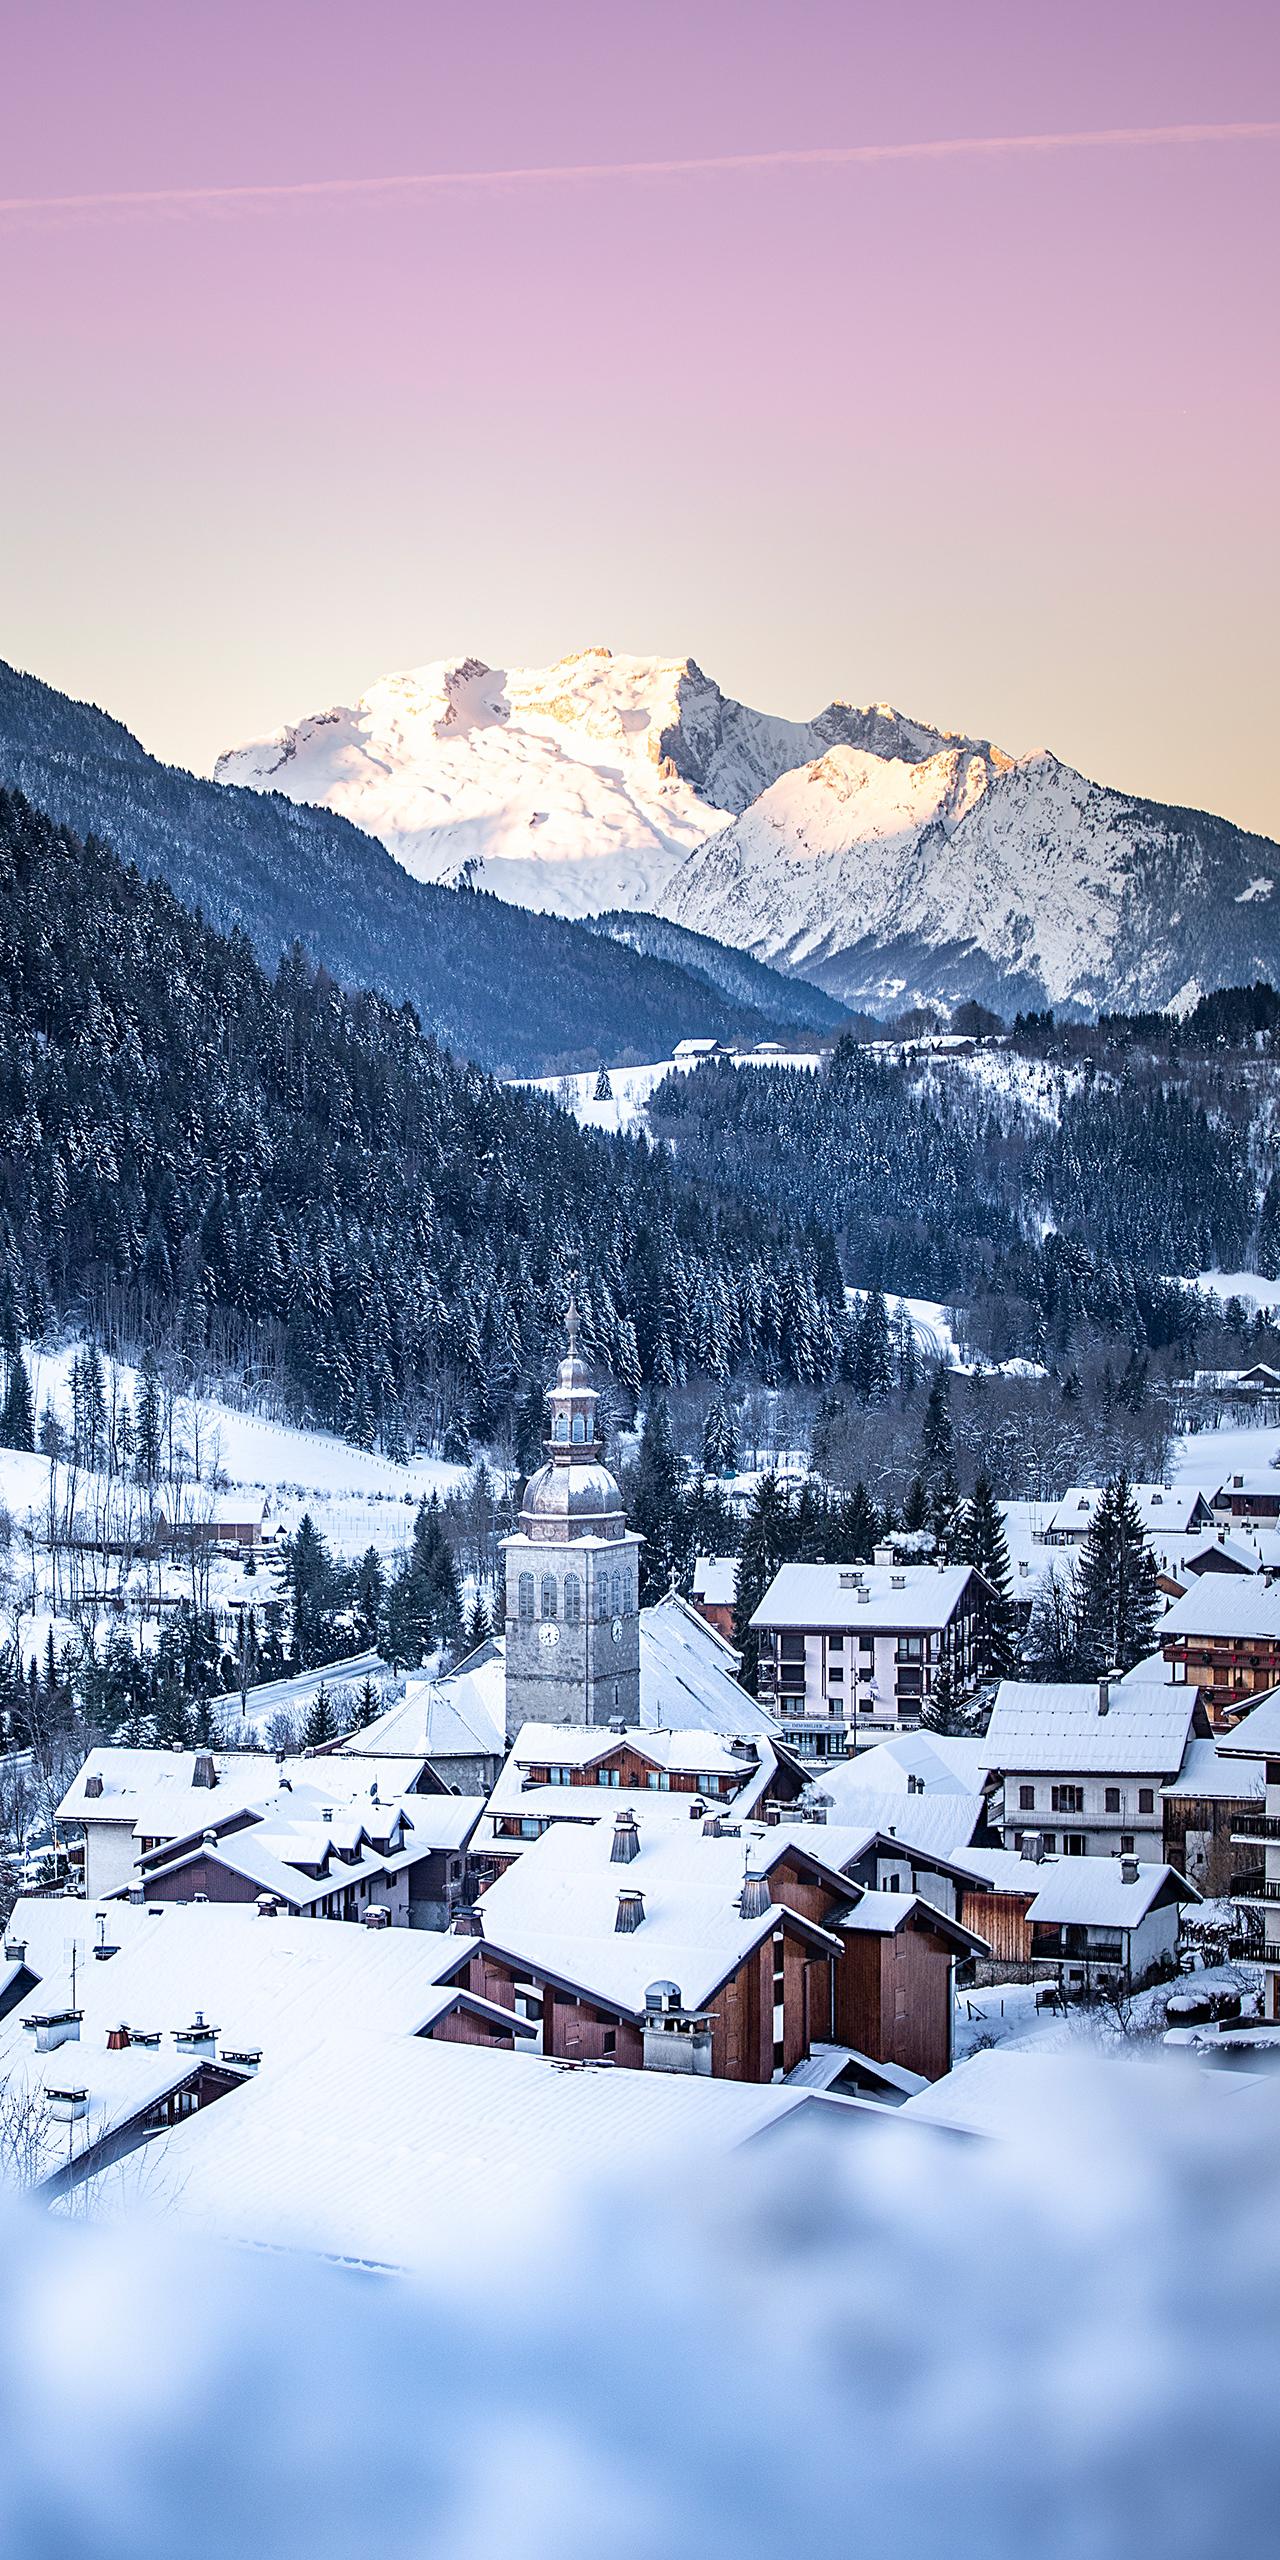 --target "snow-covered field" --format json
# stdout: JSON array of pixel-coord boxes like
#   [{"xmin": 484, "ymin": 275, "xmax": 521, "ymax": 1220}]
[
  {"xmin": 1184, "ymin": 1269, "xmax": 1280, "ymax": 1312},
  {"xmin": 1171, "ymin": 1417, "xmax": 1280, "ymax": 1489},
  {"xmin": 0, "ymin": 1344, "xmax": 479, "ymax": 1674},
  {"xmin": 521, "ymin": 1048, "xmax": 821, "ymax": 1135}
]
